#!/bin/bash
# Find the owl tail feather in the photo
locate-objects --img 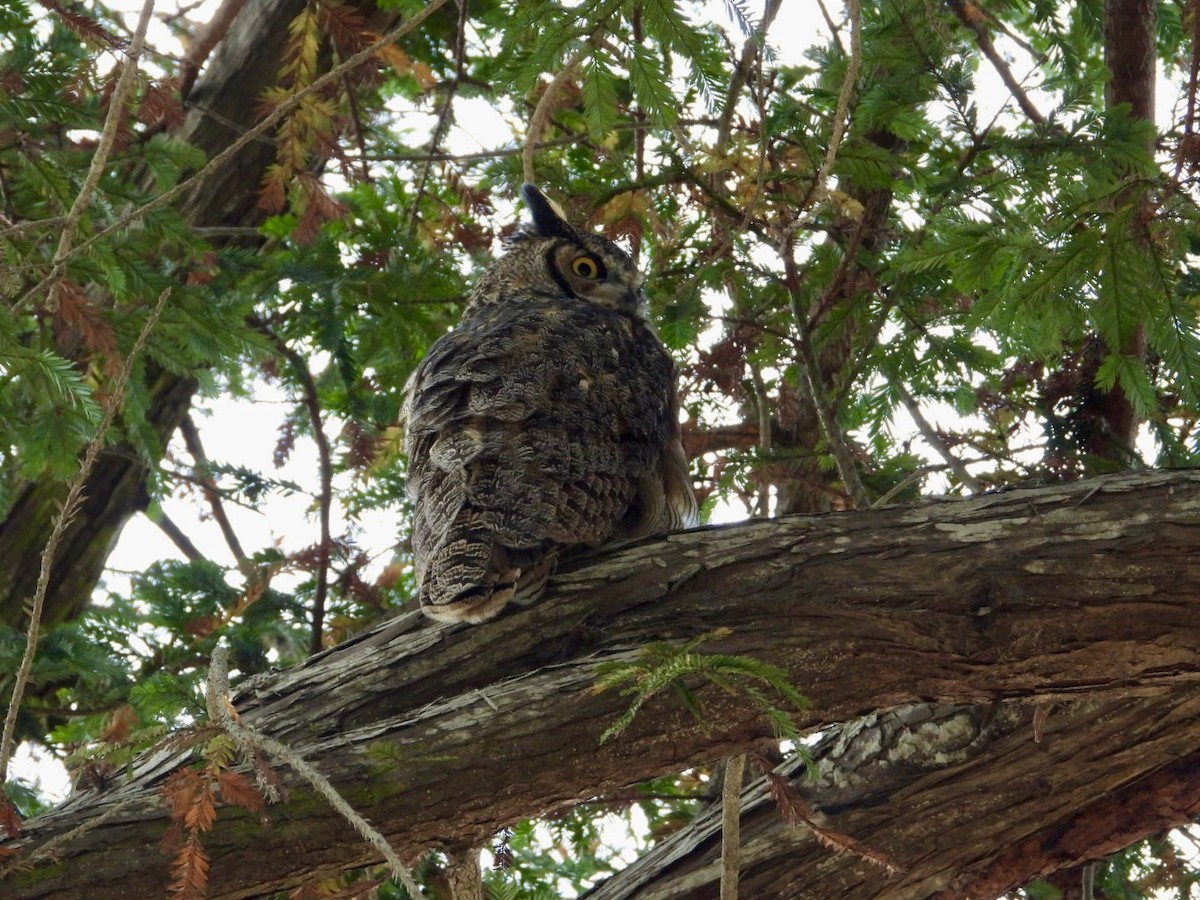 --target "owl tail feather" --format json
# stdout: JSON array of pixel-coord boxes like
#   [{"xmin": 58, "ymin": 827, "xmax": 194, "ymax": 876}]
[{"xmin": 419, "ymin": 538, "xmax": 557, "ymax": 624}]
